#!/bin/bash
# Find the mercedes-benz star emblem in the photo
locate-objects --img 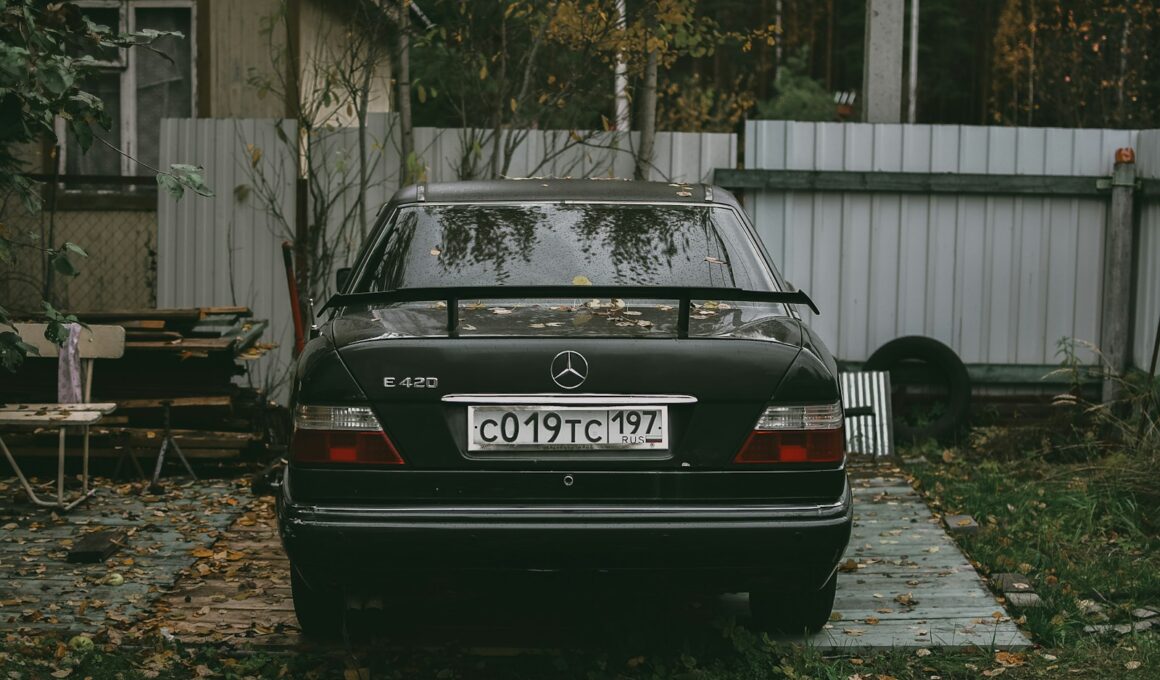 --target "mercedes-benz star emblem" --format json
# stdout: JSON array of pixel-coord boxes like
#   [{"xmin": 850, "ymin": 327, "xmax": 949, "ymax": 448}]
[{"xmin": 550, "ymin": 350, "xmax": 588, "ymax": 390}]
